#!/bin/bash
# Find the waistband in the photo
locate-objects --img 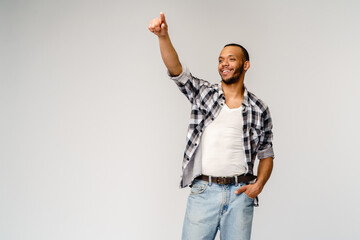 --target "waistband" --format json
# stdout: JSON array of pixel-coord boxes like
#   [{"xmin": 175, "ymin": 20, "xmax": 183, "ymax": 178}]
[{"xmin": 195, "ymin": 174, "xmax": 257, "ymax": 185}]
